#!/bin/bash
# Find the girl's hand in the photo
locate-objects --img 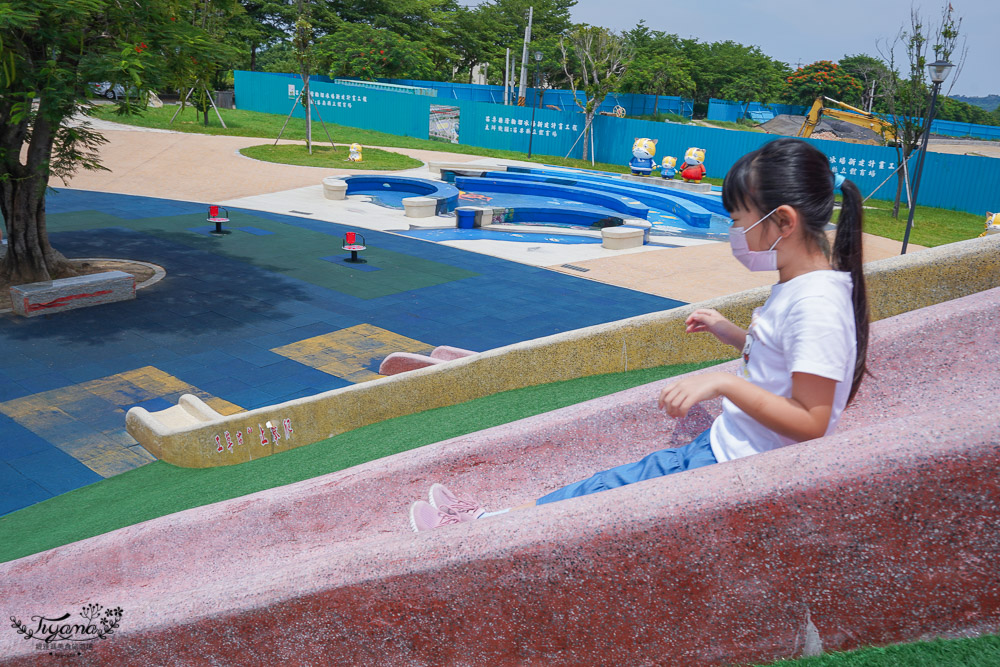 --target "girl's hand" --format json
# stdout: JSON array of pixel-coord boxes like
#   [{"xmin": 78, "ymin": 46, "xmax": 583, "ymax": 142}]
[
  {"xmin": 685, "ymin": 309, "xmax": 747, "ymax": 350},
  {"xmin": 658, "ymin": 373, "xmax": 731, "ymax": 418},
  {"xmin": 685, "ymin": 308, "xmax": 730, "ymax": 335}
]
